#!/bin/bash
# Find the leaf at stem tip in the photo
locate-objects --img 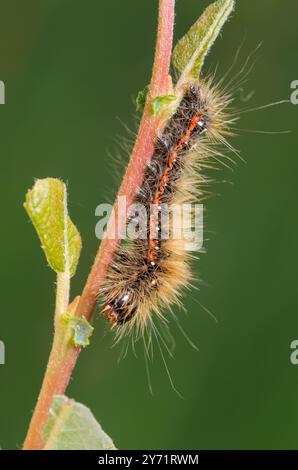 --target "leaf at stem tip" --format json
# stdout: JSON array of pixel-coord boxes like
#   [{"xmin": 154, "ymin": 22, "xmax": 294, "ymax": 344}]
[
  {"xmin": 151, "ymin": 94, "xmax": 177, "ymax": 116},
  {"xmin": 63, "ymin": 313, "xmax": 94, "ymax": 348},
  {"xmin": 24, "ymin": 178, "xmax": 82, "ymax": 277},
  {"xmin": 43, "ymin": 395, "xmax": 117, "ymax": 450},
  {"xmin": 172, "ymin": 0, "xmax": 235, "ymax": 79}
]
